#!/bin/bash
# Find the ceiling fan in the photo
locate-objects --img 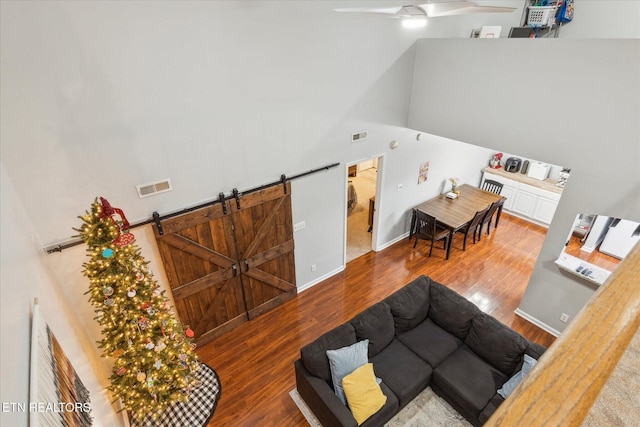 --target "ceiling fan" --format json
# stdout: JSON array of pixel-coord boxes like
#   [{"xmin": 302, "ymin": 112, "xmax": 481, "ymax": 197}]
[{"xmin": 334, "ymin": 1, "xmax": 516, "ymax": 23}]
